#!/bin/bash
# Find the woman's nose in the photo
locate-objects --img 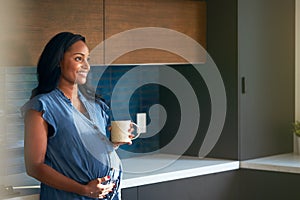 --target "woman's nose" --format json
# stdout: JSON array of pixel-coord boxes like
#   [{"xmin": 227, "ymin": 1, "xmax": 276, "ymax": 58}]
[{"xmin": 82, "ymin": 59, "xmax": 90, "ymax": 70}]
